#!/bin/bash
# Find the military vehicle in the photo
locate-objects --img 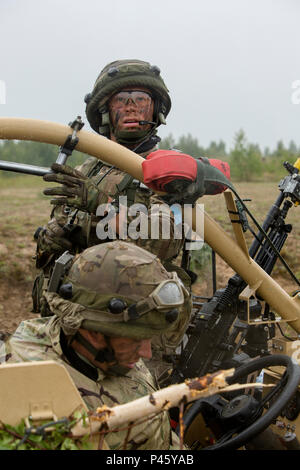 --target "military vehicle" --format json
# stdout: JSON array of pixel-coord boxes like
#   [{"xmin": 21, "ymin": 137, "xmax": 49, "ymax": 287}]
[{"xmin": 1, "ymin": 117, "xmax": 300, "ymax": 450}]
